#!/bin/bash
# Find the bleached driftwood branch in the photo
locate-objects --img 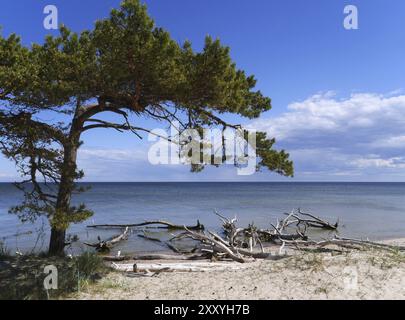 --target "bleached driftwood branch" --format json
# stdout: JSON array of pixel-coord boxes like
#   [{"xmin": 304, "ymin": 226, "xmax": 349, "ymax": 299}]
[
  {"xmin": 290, "ymin": 208, "xmax": 339, "ymax": 230},
  {"xmin": 84, "ymin": 227, "xmax": 130, "ymax": 252}
]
